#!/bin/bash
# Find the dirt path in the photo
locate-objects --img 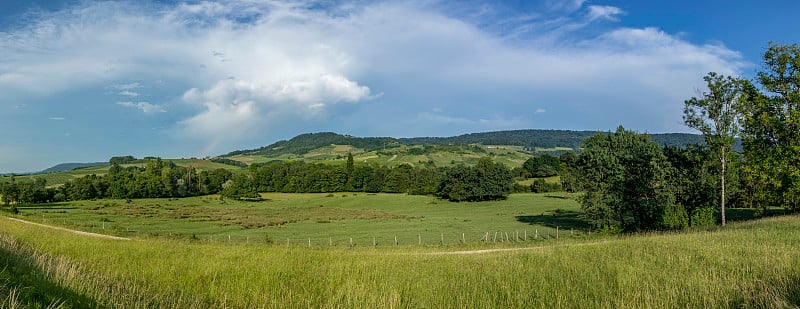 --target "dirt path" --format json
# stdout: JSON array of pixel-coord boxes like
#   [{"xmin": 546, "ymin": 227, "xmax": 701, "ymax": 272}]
[
  {"xmin": 387, "ymin": 154, "xmax": 398, "ymax": 161},
  {"xmin": 2, "ymin": 216, "xmax": 130, "ymax": 241},
  {"xmin": 424, "ymin": 241, "xmax": 610, "ymax": 255}
]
